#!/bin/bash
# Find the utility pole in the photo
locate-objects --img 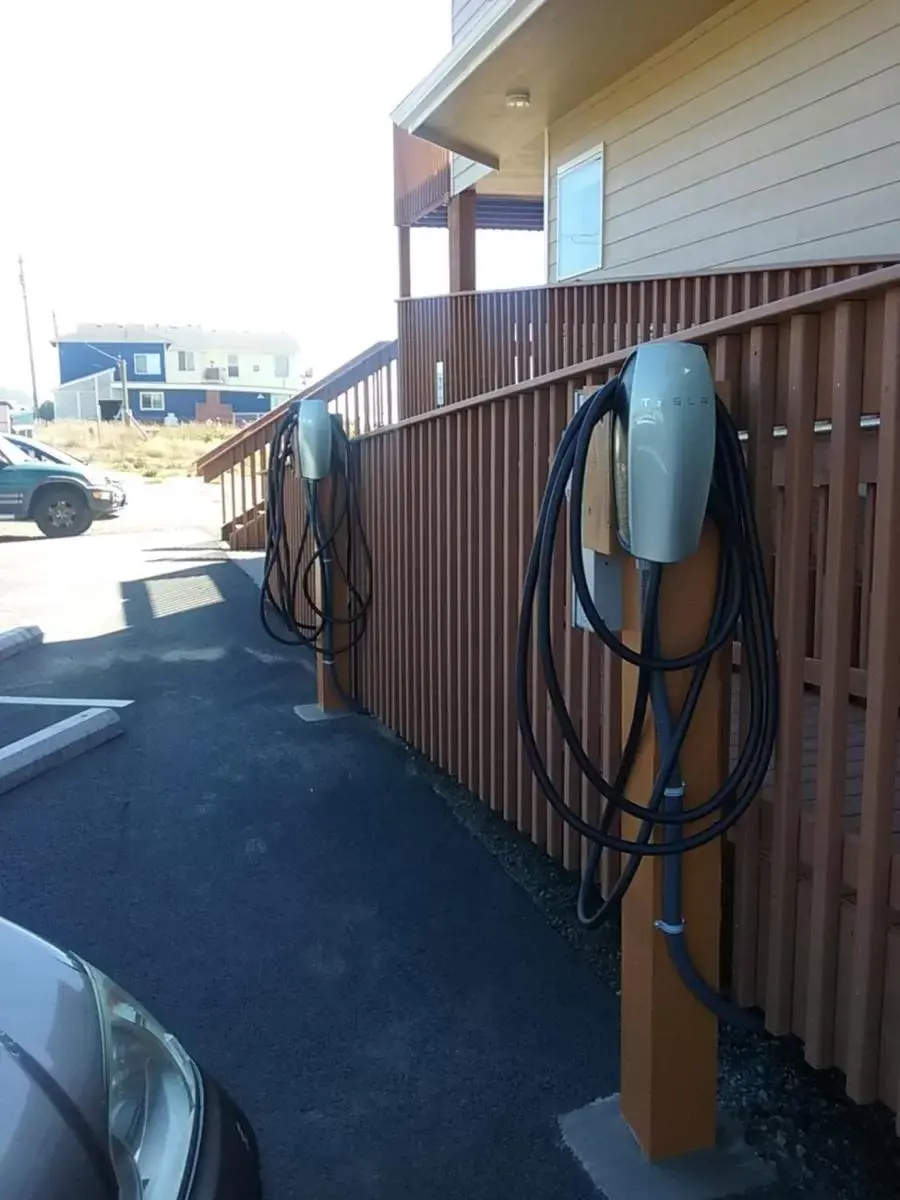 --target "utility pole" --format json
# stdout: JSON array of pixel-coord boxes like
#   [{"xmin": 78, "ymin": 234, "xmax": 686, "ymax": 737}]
[{"xmin": 17, "ymin": 255, "xmax": 40, "ymax": 419}]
